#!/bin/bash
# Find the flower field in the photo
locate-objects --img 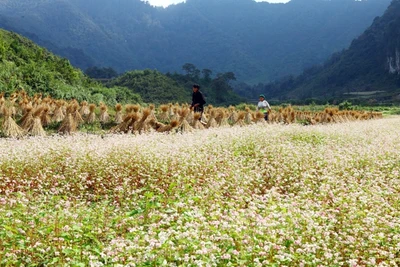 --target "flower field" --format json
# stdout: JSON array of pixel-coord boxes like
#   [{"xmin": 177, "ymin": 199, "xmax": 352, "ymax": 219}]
[{"xmin": 0, "ymin": 116, "xmax": 399, "ymax": 266}]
